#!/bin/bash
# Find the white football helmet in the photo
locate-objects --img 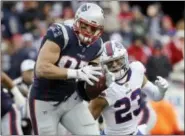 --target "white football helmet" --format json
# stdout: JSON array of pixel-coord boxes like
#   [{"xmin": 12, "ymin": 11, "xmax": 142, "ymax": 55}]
[
  {"xmin": 100, "ymin": 41, "xmax": 129, "ymax": 80},
  {"xmin": 73, "ymin": 3, "xmax": 104, "ymax": 45}
]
